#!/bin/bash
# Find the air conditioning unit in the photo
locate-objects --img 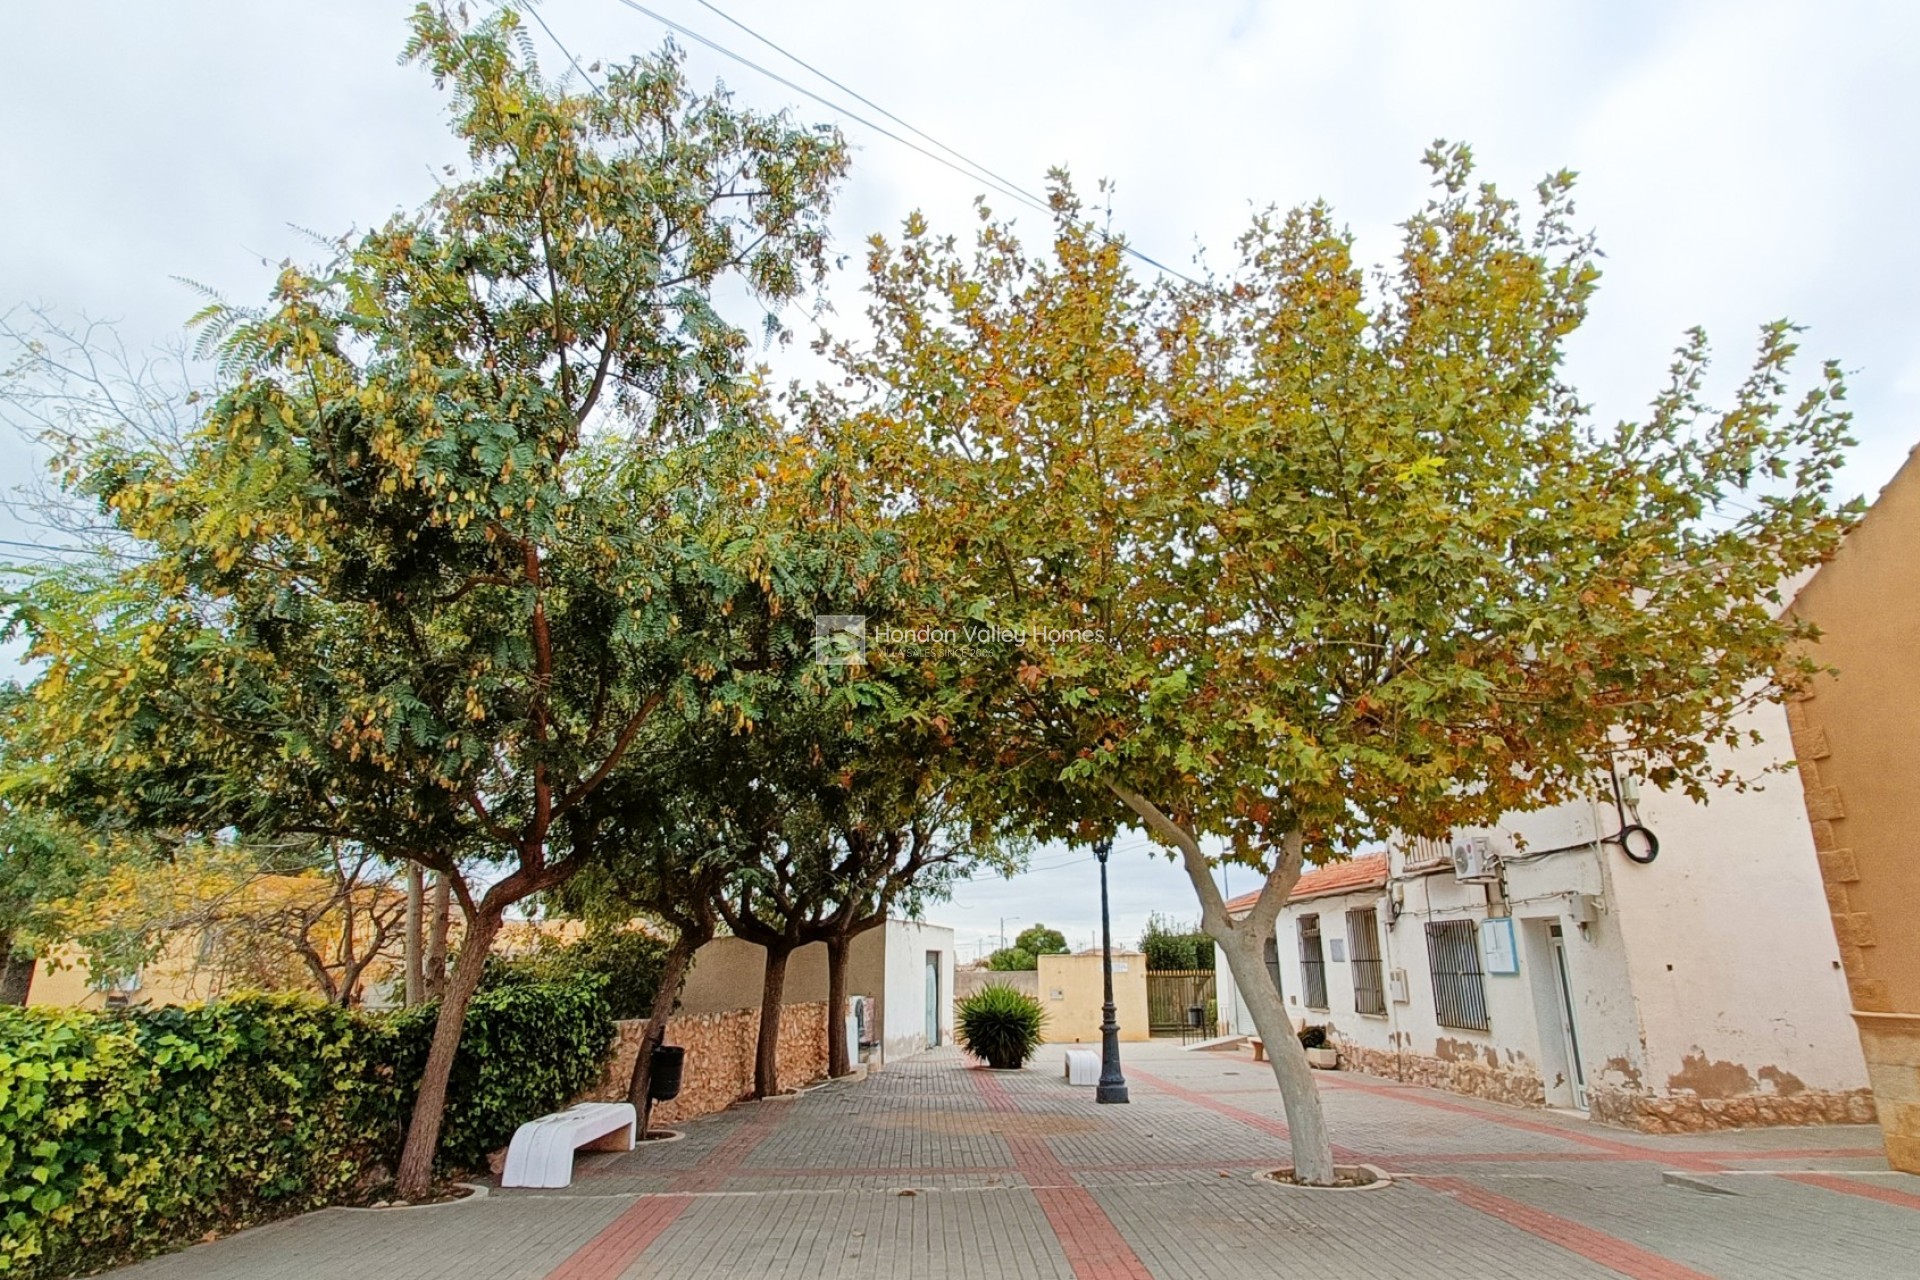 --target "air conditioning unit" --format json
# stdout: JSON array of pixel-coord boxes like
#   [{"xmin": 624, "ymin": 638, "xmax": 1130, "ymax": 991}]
[
  {"xmin": 1452, "ymin": 835, "xmax": 1501, "ymax": 883},
  {"xmin": 1388, "ymin": 968, "xmax": 1410, "ymax": 1004}
]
